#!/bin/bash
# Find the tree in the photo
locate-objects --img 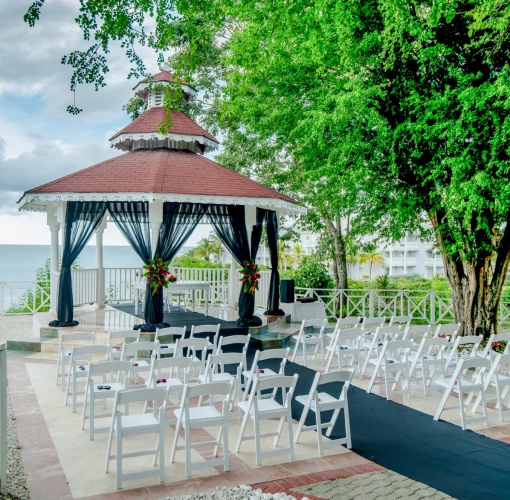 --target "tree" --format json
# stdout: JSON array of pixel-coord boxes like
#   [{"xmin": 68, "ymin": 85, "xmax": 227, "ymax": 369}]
[
  {"xmin": 360, "ymin": 245, "xmax": 384, "ymax": 281},
  {"xmin": 291, "ymin": 244, "xmax": 304, "ymax": 268},
  {"xmin": 278, "ymin": 241, "xmax": 293, "ymax": 270},
  {"xmin": 193, "ymin": 236, "xmax": 216, "ymax": 261},
  {"xmin": 25, "ymin": 0, "xmax": 510, "ymax": 338}
]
